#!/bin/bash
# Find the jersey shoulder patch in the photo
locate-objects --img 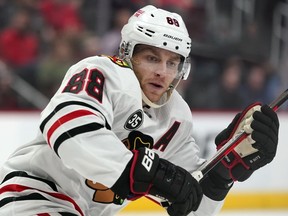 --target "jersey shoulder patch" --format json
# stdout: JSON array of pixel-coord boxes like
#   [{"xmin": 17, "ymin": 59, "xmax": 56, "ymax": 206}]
[
  {"xmin": 103, "ymin": 55, "xmax": 131, "ymax": 68},
  {"xmin": 124, "ymin": 109, "xmax": 144, "ymax": 130}
]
